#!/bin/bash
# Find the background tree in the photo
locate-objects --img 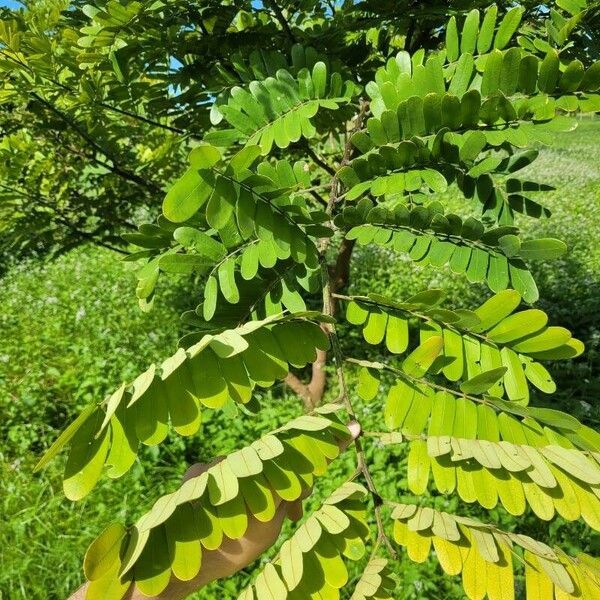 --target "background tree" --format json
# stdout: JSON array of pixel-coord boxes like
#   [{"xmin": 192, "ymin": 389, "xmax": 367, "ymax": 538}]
[
  {"xmin": 1, "ymin": 0, "xmax": 598, "ymax": 265},
  {"xmin": 12, "ymin": 0, "xmax": 600, "ymax": 598}
]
